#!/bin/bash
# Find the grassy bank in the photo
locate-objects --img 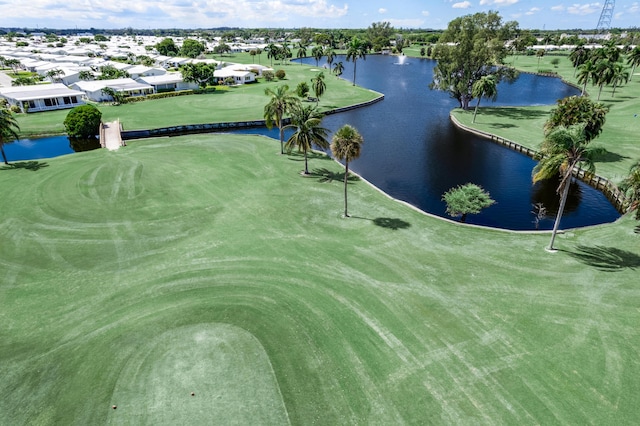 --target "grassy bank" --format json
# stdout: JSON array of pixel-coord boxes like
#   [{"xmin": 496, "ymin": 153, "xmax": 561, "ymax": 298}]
[
  {"xmin": 452, "ymin": 51, "xmax": 640, "ymax": 184},
  {"xmin": 14, "ymin": 61, "xmax": 379, "ymax": 137},
  {"xmin": 1, "ymin": 134, "xmax": 639, "ymax": 424}
]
